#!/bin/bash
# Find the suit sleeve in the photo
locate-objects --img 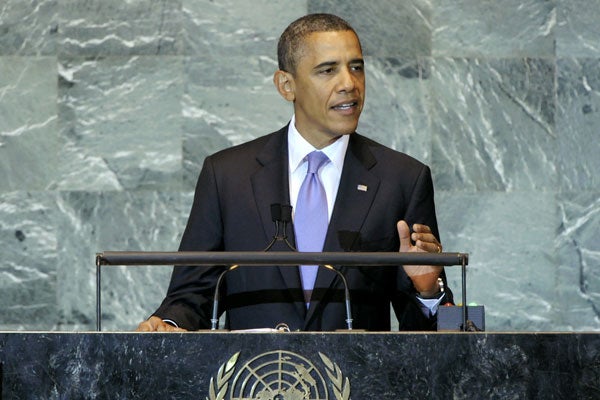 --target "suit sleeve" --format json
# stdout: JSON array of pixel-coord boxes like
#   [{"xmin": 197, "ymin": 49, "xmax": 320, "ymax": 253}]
[
  {"xmin": 404, "ymin": 165, "xmax": 439, "ymax": 239},
  {"xmin": 392, "ymin": 164, "xmax": 454, "ymax": 330},
  {"xmin": 152, "ymin": 156, "xmax": 226, "ymax": 330}
]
